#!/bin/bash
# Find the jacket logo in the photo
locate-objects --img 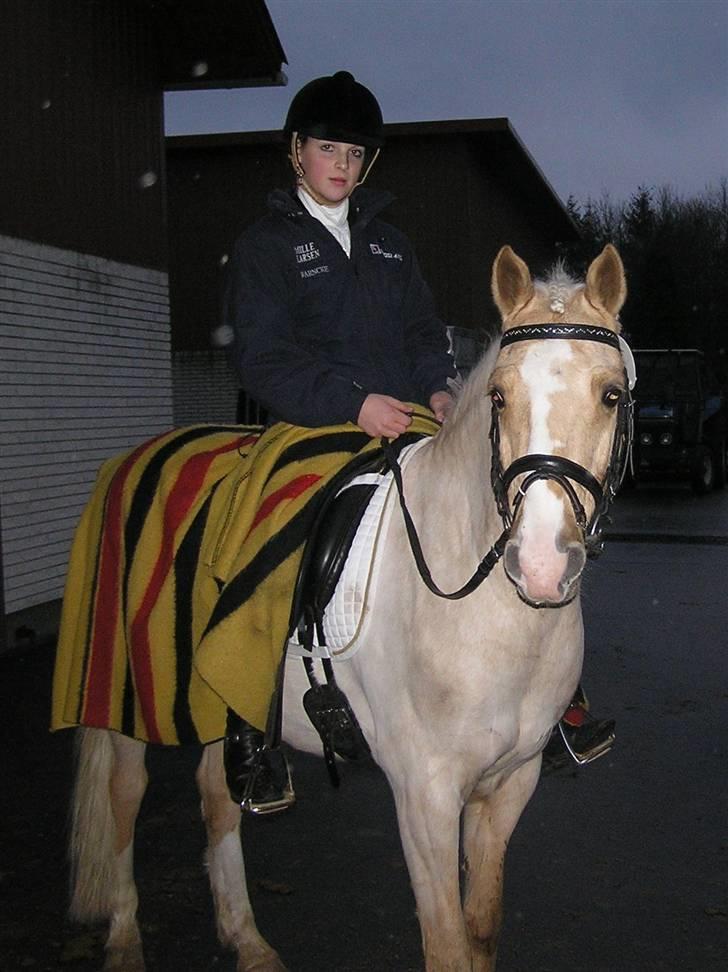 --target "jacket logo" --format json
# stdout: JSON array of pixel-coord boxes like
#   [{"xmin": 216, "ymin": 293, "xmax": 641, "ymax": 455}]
[
  {"xmin": 295, "ymin": 242, "xmax": 320, "ymax": 263},
  {"xmin": 370, "ymin": 243, "xmax": 403, "ymax": 262}
]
